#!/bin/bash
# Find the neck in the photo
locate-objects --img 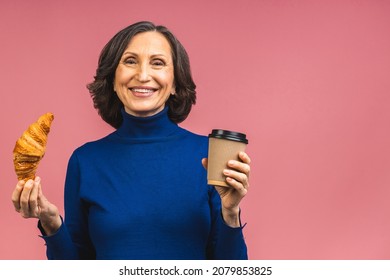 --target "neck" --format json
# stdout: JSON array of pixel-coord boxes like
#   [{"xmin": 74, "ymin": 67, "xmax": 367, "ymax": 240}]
[{"xmin": 116, "ymin": 106, "xmax": 179, "ymax": 139}]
